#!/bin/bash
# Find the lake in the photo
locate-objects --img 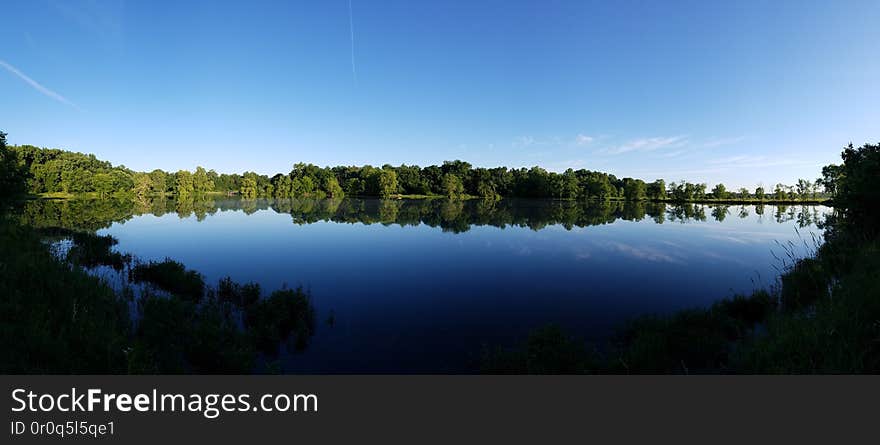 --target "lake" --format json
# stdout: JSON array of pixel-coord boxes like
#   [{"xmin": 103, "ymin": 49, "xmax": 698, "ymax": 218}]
[{"xmin": 24, "ymin": 198, "xmax": 830, "ymax": 372}]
